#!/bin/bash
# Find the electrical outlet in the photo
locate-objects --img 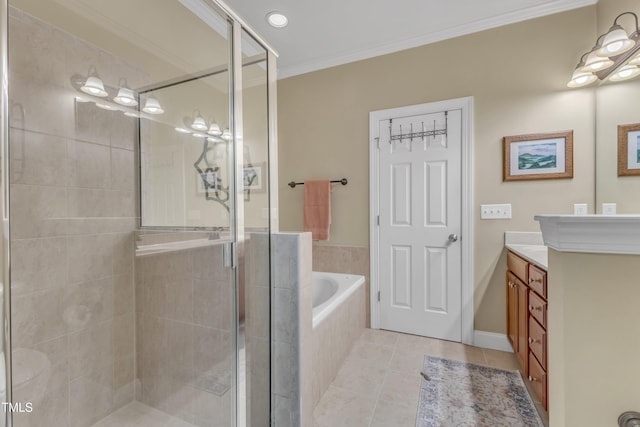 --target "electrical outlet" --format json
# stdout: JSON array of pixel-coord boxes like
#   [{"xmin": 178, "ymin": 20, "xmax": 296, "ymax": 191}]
[
  {"xmin": 602, "ymin": 203, "xmax": 617, "ymax": 215},
  {"xmin": 573, "ymin": 204, "xmax": 588, "ymax": 215},
  {"xmin": 480, "ymin": 204, "xmax": 512, "ymax": 219}
]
